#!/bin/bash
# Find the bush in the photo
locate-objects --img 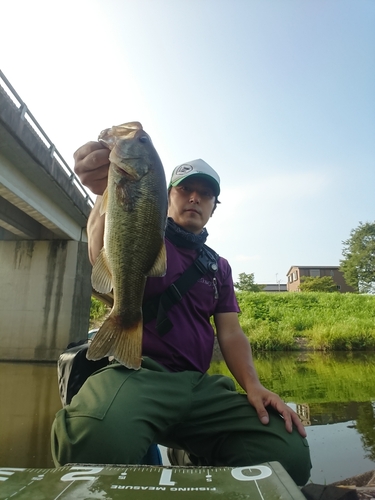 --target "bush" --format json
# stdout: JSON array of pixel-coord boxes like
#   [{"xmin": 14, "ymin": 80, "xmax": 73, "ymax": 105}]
[{"xmin": 90, "ymin": 297, "xmax": 110, "ymax": 324}]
